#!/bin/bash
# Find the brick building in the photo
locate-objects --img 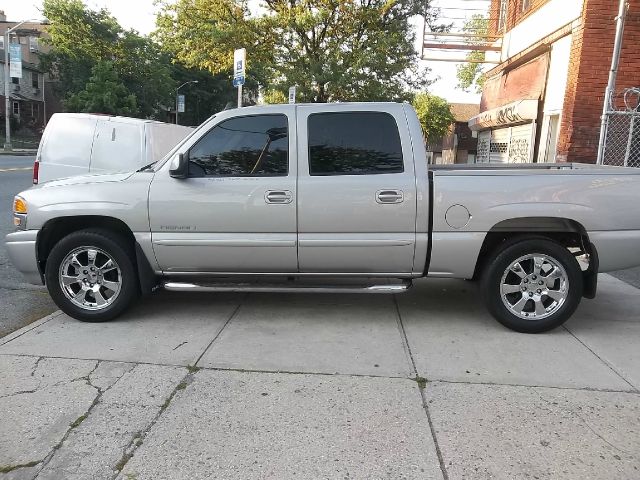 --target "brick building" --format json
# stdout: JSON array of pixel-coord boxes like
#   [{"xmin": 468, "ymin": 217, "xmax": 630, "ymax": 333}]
[{"xmin": 468, "ymin": 0, "xmax": 640, "ymax": 163}]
